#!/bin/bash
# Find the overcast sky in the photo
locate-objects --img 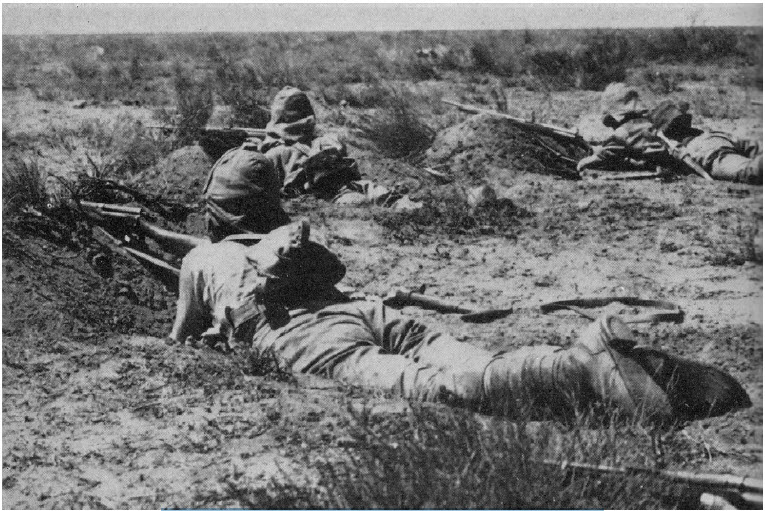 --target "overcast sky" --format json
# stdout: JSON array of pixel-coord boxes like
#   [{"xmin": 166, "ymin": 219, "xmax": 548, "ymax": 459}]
[{"xmin": 2, "ymin": 3, "xmax": 763, "ymax": 35}]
